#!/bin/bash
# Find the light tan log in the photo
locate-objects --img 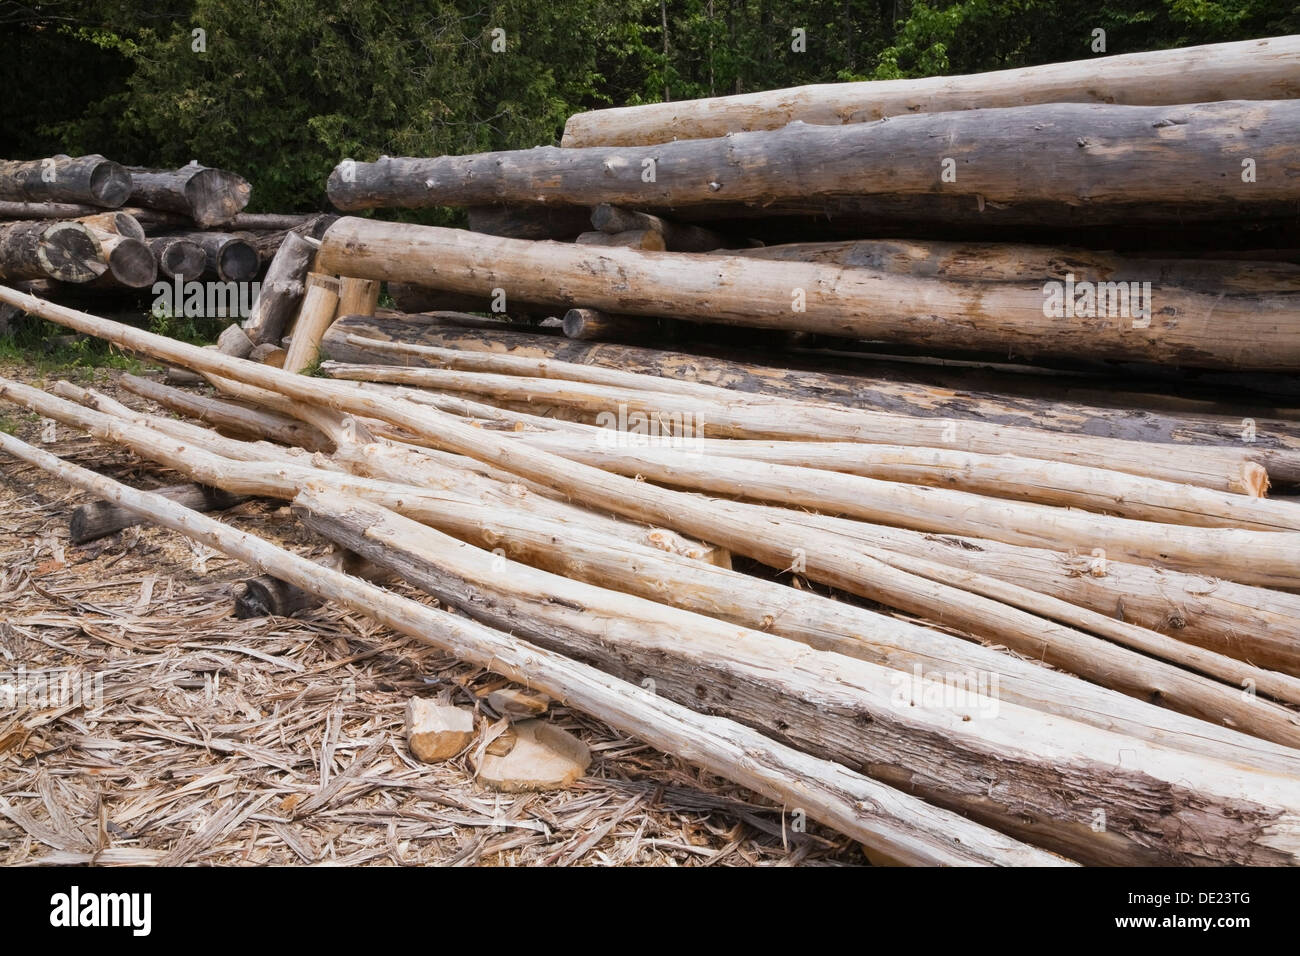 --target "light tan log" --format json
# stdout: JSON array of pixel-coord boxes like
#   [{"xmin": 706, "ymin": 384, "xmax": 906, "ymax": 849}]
[
  {"xmin": 5, "ymin": 290, "xmax": 1297, "ymax": 741},
  {"xmin": 321, "ymin": 335, "xmax": 1298, "ymax": 518},
  {"xmin": 321, "ymin": 313, "xmax": 1300, "ymax": 484},
  {"xmin": 731, "ymin": 238, "xmax": 1300, "ymax": 294},
  {"xmin": 216, "ymin": 323, "xmax": 254, "ymax": 358},
  {"xmin": 335, "ymin": 276, "xmax": 379, "ymax": 320},
  {"xmin": 560, "ymin": 36, "xmax": 1300, "ymax": 147},
  {"xmin": 282, "ymin": 273, "xmax": 340, "ymax": 373},
  {"xmin": 59, "ymin": 375, "xmax": 725, "ymax": 568},
  {"xmin": 241, "ymin": 232, "xmax": 316, "ymax": 346},
  {"xmin": 0, "ymin": 431, "xmax": 1060, "ymax": 867},
  {"xmin": 293, "ymin": 485, "xmax": 1300, "ymax": 866},
  {"xmin": 317, "ymin": 356, "xmax": 1270, "ymax": 496},
  {"xmin": 117, "ymin": 372, "xmax": 329, "ymax": 450},
  {"xmin": 73, "ymin": 211, "xmax": 145, "ymax": 241},
  {"xmin": 315, "ymin": 217, "xmax": 1300, "ymax": 373}
]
